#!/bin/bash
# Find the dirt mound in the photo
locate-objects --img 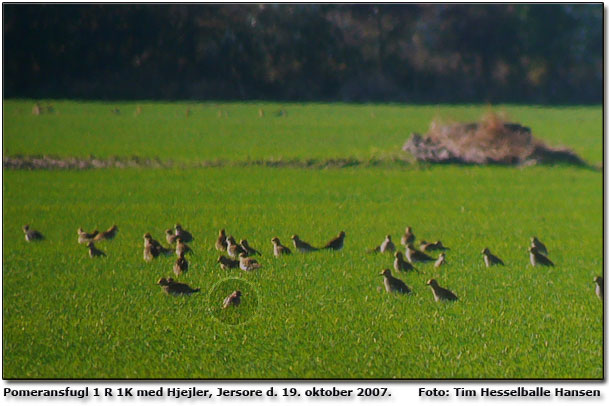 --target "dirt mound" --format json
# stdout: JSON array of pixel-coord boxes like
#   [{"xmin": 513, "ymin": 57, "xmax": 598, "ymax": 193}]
[{"xmin": 402, "ymin": 113, "xmax": 587, "ymax": 166}]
